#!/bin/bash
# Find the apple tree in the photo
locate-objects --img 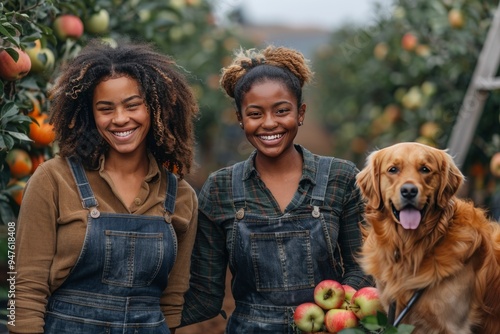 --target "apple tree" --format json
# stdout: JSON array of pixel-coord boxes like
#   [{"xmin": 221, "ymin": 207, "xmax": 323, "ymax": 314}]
[{"xmin": 311, "ymin": 0, "xmax": 500, "ymax": 214}]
